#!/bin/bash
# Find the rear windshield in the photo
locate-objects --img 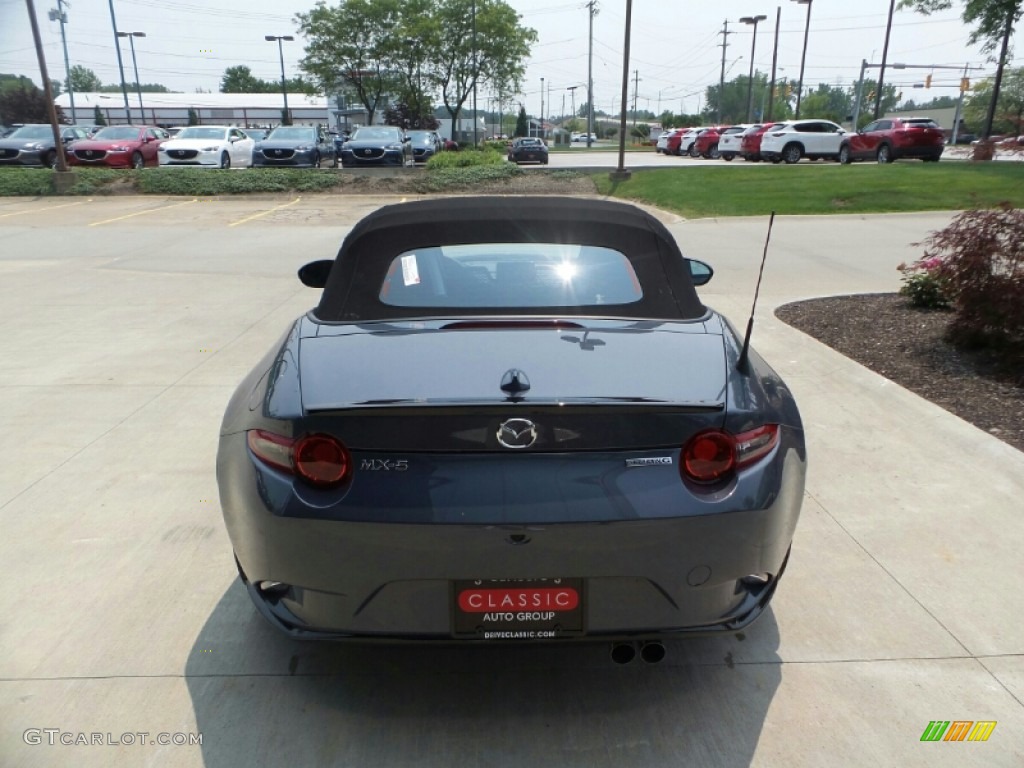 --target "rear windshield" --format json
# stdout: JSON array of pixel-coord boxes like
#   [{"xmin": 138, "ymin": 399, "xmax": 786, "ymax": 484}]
[
  {"xmin": 905, "ymin": 119, "xmax": 940, "ymax": 128},
  {"xmin": 176, "ymin": 127, "xmax": 227, "ymax": 140},
  {"xmin": 93, "ymin": 126, "xmax": 141, "ymax": 140},
  {"xmin": 379, "ymin": 243, "xmax": 643, "ymax": 309}
]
